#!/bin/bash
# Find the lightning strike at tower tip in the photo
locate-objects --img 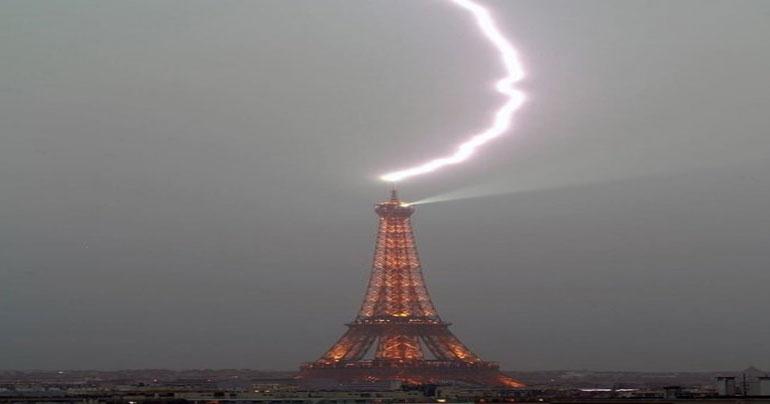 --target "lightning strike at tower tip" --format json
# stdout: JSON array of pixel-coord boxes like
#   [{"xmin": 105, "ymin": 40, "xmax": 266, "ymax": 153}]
[{"xmin": 379, "ymin": 0, "xmax": 525, "ymax": 183}]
